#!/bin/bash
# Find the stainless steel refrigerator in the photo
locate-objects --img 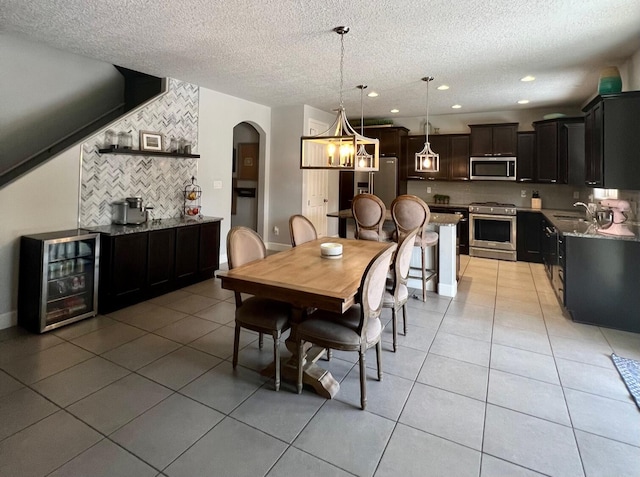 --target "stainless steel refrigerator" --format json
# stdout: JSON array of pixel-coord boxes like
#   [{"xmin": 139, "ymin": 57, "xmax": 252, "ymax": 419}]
[{"xmin": 354, "ymin": 156, "xmax": 398, "ymax": 208}]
